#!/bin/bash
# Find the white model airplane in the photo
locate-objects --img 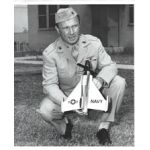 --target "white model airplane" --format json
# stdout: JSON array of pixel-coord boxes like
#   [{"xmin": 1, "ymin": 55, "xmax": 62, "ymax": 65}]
[{"xmin": 61, "ymin": 60, "xmax": 109, "ymax": 115}]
